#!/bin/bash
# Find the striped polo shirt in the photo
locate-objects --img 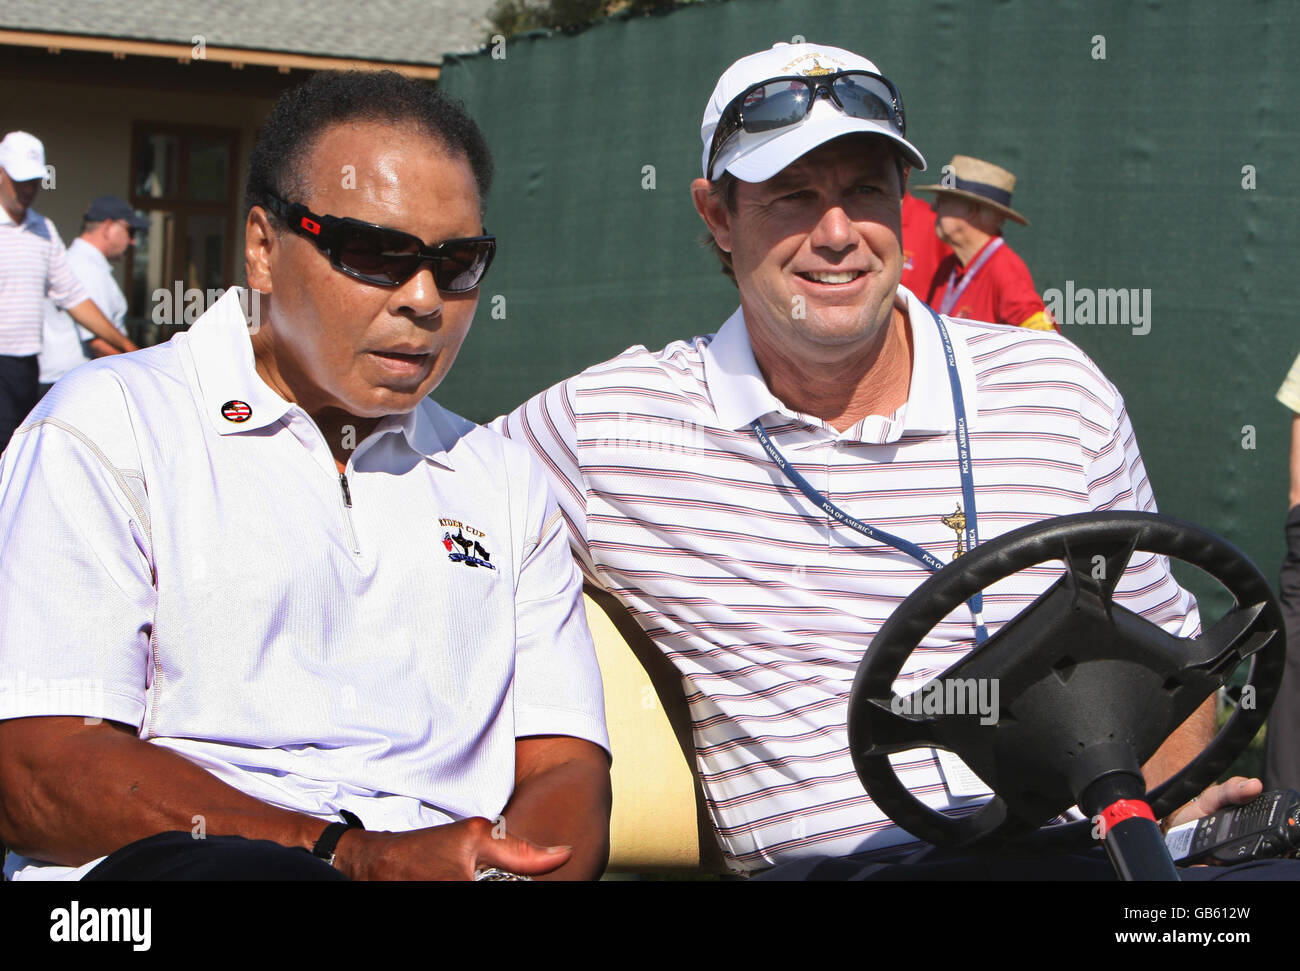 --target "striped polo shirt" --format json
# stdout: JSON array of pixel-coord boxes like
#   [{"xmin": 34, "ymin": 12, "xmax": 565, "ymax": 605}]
[
  {"xmin": 0, "ymin": 207, "xmax": 87, "ymax": 356},
  {"xmin": 495, "ymin": 286, "xmax": 1197, "ymax": 873}
]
